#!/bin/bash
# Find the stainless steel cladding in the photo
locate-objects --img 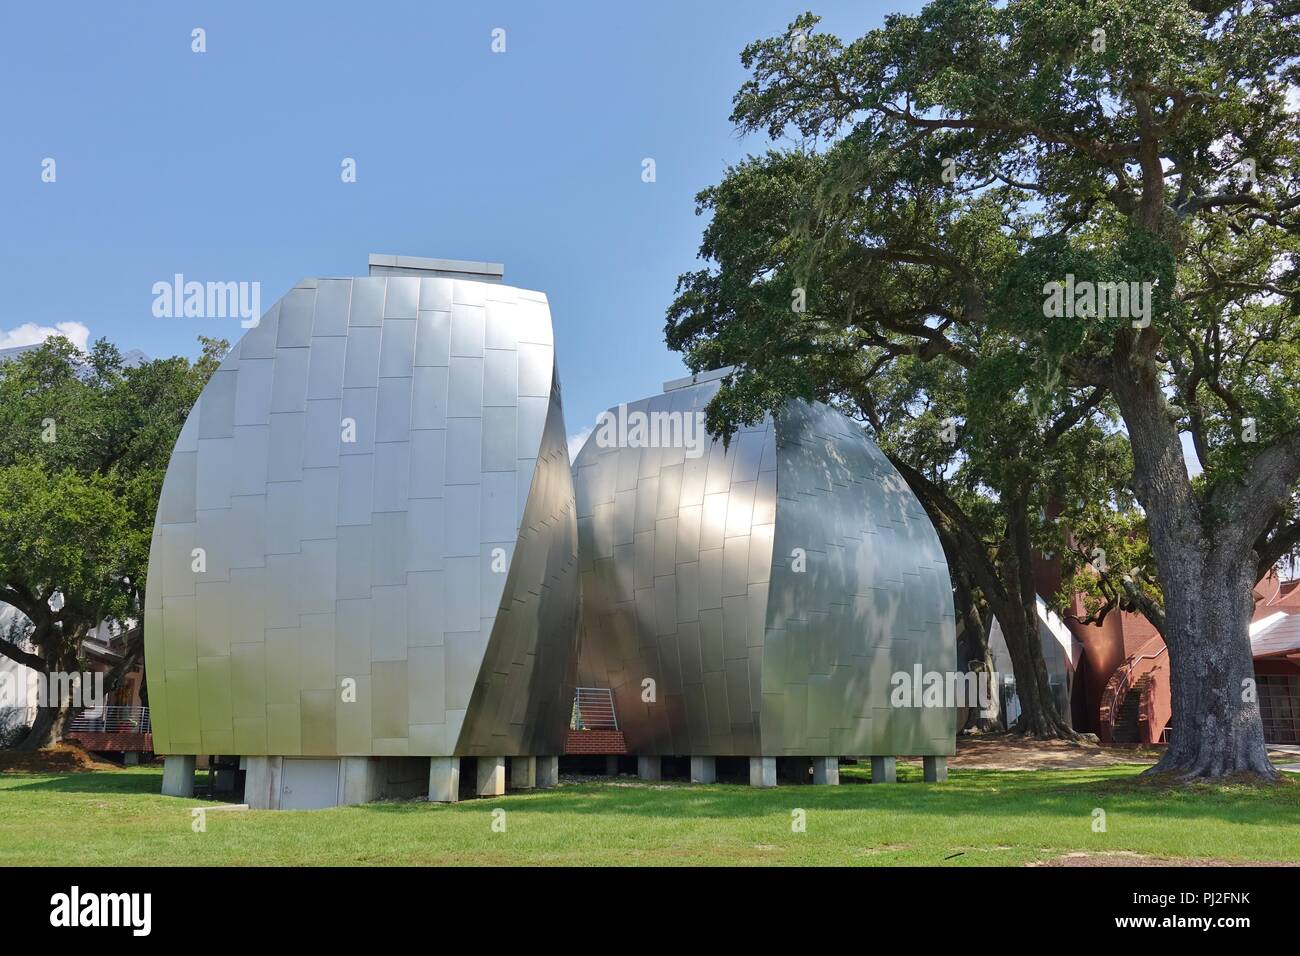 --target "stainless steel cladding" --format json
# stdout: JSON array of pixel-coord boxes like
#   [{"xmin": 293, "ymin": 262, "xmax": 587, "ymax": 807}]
[
  {"xmin": 572, "ymin": 379, "xmax": 956, "ymax": 757},
  {"xmin": 144, "ymin": 274, "xmax": 579, "ymax": 758}
]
